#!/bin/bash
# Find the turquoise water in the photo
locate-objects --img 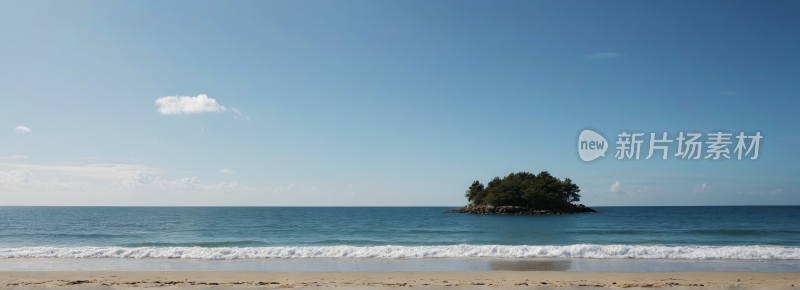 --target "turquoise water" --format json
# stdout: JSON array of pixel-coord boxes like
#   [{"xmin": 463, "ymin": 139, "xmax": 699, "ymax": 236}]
[{"xmin": 0, "ymin": 206, "xmax": 799, "ymax": 260}]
